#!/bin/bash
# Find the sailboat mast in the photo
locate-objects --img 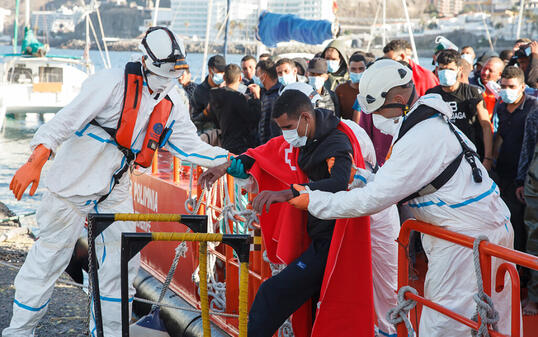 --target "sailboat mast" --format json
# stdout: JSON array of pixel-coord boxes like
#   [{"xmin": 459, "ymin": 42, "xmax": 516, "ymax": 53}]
[
  {"xmin": 223, "ymin": 0, "xmax": 231, "ymax": 60},
  {"xmin": 382, "ymin": 0, "xmax": 386, "ymax": 47},
  {"xmin": 401, "ymin": 0, "xmax": 419, "ymax": 64},
  {"xmin": 256, "ymin": 0, "xmax": 268, "ymax": 58},
  {"xmin": 13, "ymin": 0, "xmax": 20, "ymax": 53},
  {"xmin": 25, "ymin": 0, "xmax": 30, "ymax": 28},
  {"xmin": 152, "ymin": 0, "xmax": 161, "ymax": 26},
  {"xmin": 200, "ymin": 0, "xmax": 214, "ymax": 81},
  {"xmin": 516, "ymin": 0, "xmax": 525, "ymax": 39}
]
